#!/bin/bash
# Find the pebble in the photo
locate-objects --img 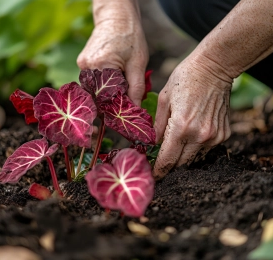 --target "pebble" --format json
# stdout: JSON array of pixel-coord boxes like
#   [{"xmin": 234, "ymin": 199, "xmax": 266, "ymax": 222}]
[
  {"xmin": 219, "ymin": 228, "xmax": 248, "ymax": 246},
  {"xmin": 127, "ymin": 221, "xmax": 151, "ymax": 236},
  {"xmin": 0, "ymin": 246, "xmax": 41, "ymax": 260}
]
